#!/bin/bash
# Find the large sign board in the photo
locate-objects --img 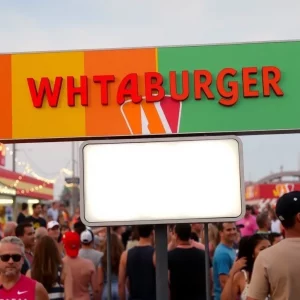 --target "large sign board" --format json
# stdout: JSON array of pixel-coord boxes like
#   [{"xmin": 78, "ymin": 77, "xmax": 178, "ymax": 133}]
[
  {"xmin": 79, "ymin": 136, "xmax": 244, "ymax": 226},
  {"xmin": 0, "ymin": 40, "xmax": 300, "ymax": 141}
]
